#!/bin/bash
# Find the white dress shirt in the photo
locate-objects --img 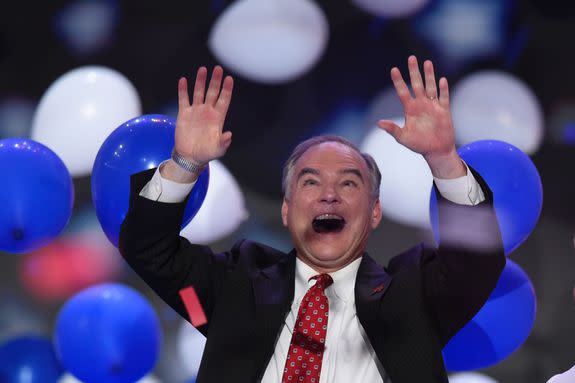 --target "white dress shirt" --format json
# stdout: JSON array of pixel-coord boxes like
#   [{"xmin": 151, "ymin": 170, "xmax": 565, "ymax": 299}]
[
  {"xmin": 261, "ymin": 256, "xmax": 387, "ymax": 382},
  {"xmin": 139, "ymin": 160, "xmax": 485, "ymax": 382},
  {"xmin": 547, "ymin": 365, "xmax": 575, "ymax": 383}
]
